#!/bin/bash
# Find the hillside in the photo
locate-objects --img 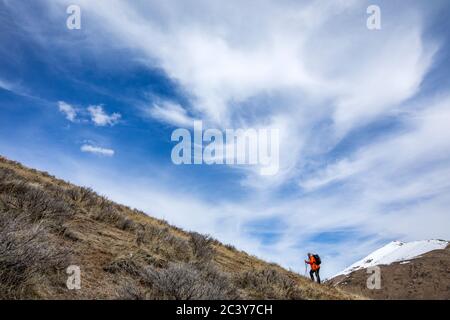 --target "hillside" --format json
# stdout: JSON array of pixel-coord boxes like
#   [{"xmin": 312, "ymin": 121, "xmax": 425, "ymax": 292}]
[
  {"xmin": 0, "ymin": 155, "xmax": 355, "ymax": 300},
  {"xmin": 329, "ymin": 240, "xmax": 450, "ymax": 299}
]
